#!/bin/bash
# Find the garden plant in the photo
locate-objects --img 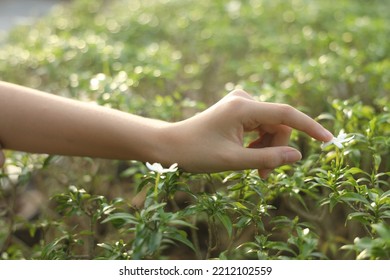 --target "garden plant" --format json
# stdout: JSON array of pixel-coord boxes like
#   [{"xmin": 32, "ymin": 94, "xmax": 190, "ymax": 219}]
[{"xmin": 0, "ymin": 0, "xmax": 389, "ymax": 260}]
